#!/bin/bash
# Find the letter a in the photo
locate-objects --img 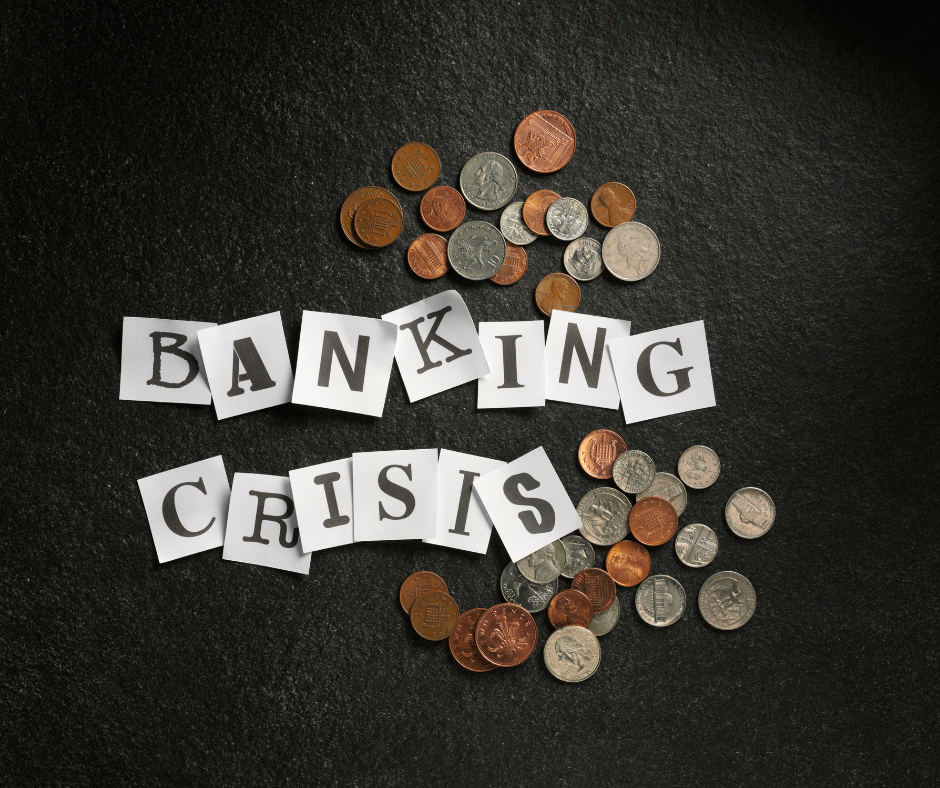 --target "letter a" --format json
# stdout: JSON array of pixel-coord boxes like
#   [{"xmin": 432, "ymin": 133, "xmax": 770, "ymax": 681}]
[{"xmin": 228, "ymin": 337, "xmax": 276, "ymax": 397}]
